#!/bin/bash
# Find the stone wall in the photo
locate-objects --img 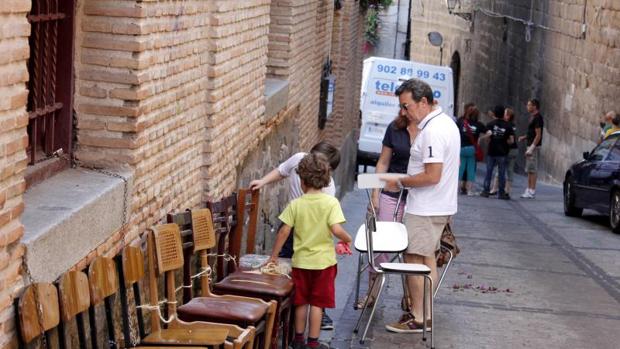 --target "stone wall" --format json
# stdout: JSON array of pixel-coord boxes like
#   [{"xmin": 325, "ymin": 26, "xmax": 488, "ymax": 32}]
[
  {"xmin": 408, "ymin": 0, "xmax": 620, "ymax": 181},
  {"xmin": 0, "ymin": 1, "xmax": 29, "ymax": 348},
  {"xmin": 0, "ymin": 0, "xmax": 366, "ymax": 346}
]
